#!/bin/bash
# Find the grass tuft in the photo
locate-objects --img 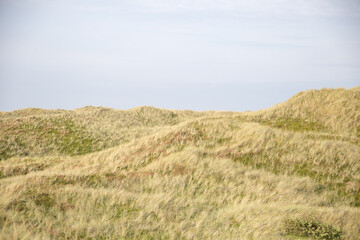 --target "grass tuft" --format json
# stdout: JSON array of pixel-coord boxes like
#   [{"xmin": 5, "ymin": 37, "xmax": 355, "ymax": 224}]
[{"xmin": 282, "ymin": 217, "xmax": 343, "ymax": 240}]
